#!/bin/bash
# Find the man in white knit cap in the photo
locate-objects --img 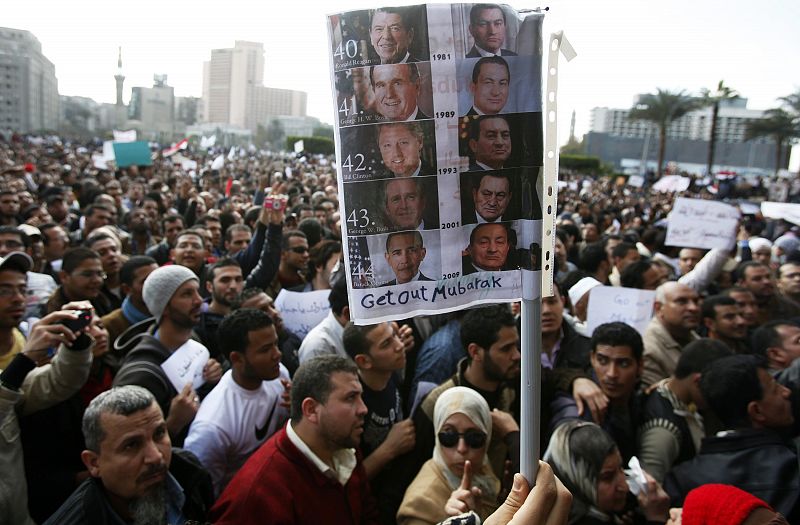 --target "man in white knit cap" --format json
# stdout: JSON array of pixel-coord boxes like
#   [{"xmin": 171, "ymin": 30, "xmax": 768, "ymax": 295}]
[{"xmin": 113, "ymin": 265, "xmax": 223, "ymax": 442}]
